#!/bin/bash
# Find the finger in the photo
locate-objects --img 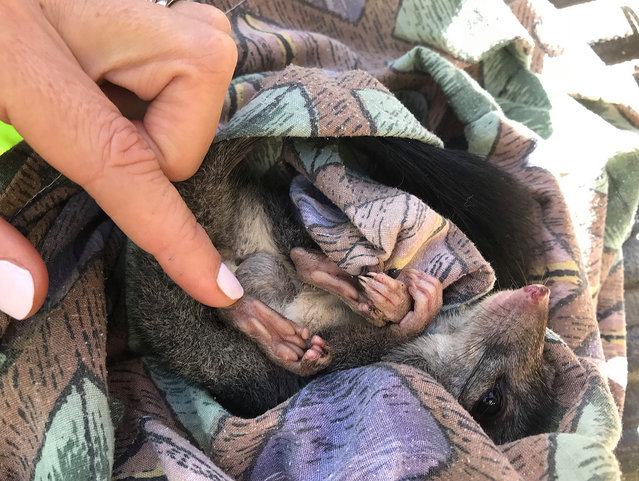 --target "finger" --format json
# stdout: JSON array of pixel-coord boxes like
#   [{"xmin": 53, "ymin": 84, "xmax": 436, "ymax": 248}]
[
  {"xmin": 44, "ymin": 0, "xmax": 238, "ymax": 181},
  {"xmin": 294, "ymin": 324, "xmax": 310, "ymax": 341},
  {"xmin": 1, "ymin": 4, "xmax": 242, "ymax": 307},
  {"xmin": 169, "ymin": 0, "xmax": 232, "ymax": 34},
  {"xmin": 82, "ymin": 118, "xmax": 244, "ymax": 306},
  {"xmin": 0, "ymin": 218, "xmax": 48, "ymax": 319}
]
